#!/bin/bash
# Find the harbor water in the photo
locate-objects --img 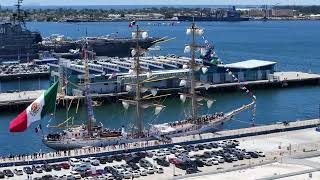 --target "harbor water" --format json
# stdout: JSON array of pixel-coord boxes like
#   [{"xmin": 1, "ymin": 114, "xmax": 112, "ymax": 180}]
[{"xmin": 0, "ymin": 21, "xmax": 320, "ymax": 155}]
